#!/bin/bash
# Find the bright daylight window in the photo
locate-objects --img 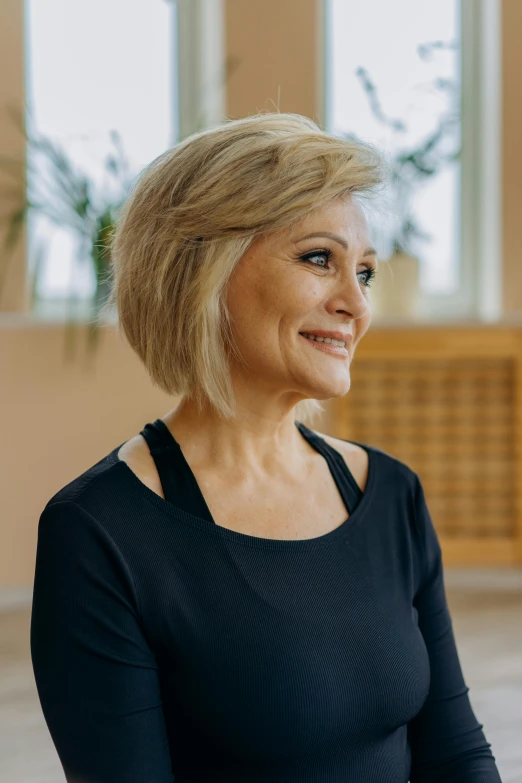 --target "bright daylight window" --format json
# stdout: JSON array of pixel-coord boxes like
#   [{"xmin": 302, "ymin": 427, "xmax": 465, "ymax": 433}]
[
  {"xmin": 325, "ymin": 0, "xmax": 461, "ymax": 298},
  {"xmin": 24, "ymin": 0, "xmax": 176, "ymax": 316}
]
